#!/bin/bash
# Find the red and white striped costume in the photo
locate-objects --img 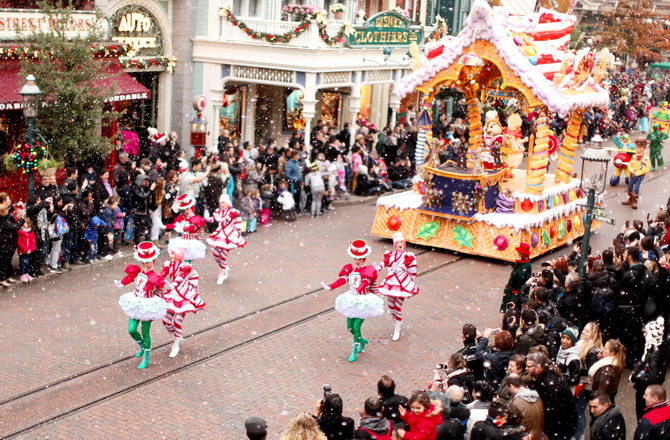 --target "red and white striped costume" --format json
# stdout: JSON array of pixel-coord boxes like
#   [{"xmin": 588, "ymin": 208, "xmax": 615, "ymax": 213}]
[
  {"xmin": 377, "ymin": 250, "xmax": 419, "ymax": 298},
  {"xmin": 206, "ymin": 207, "xmax": 246, "ymax": 269},
  {"xmin": 167, "ymin": 214, "xmax": 207, "ymax": 261},
  {"xmin": 160, "ymin": 260, "xmax": 205, "ymax": 338}
]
